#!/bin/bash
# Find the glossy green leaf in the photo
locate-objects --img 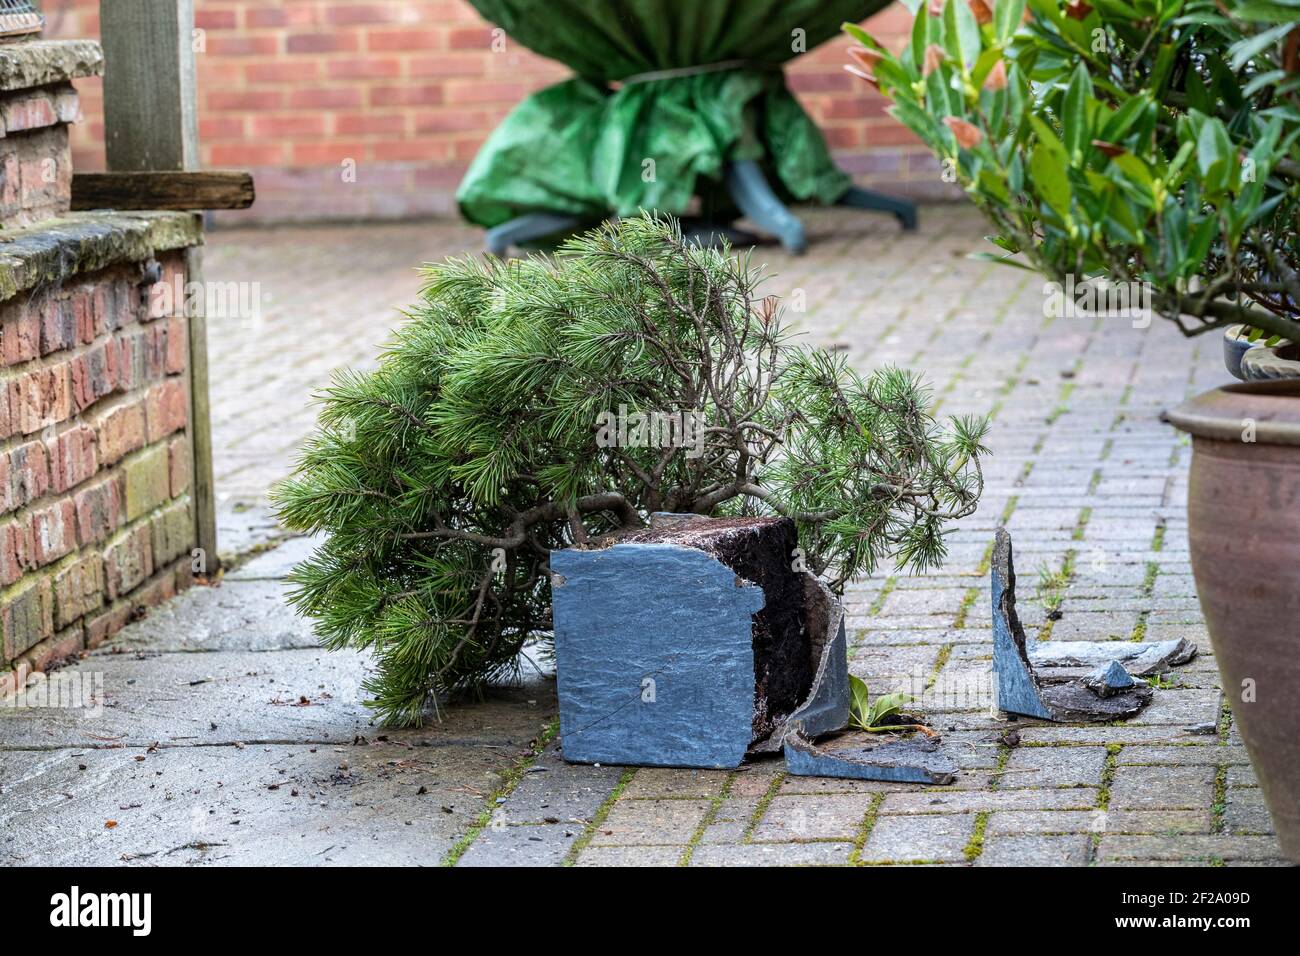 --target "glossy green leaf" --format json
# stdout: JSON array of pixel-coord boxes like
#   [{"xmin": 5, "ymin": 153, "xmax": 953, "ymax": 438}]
[
  {"xmin": 911, "ymin": 6, "xmax": 930, "ymax": 73},
  {"xmin": 1100, "ymin": 92, "xmax": 1150, "ymax": 143},
  {"xmin": 1063, "ymin": 62, "xmax": 1094, "ymax": 162},
  {"xmin": 1029, "ymin": 114, "xmax": 1069, "ymax": 167},
  {"xmin": 1196, "ymin": 116, "xmax": 1233, "ymax": 193},
  {"xmin": 842, "ymin": 22, "xmax": 884, "ymax": 50},
  {"xmin": 1031, "ymin": 141, "xmax": 1073, "ymax": 222},
  {"xmin": 995, "ymin": 0, "xmax": 1027, "ymax": 41},
  {"xmin": 1234, "ymin": 1, "xmax": 1300, "ymax": 23},
  {"xmin": 944, "ymin": 0, "xmax": 983, "ymax": 70}
]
